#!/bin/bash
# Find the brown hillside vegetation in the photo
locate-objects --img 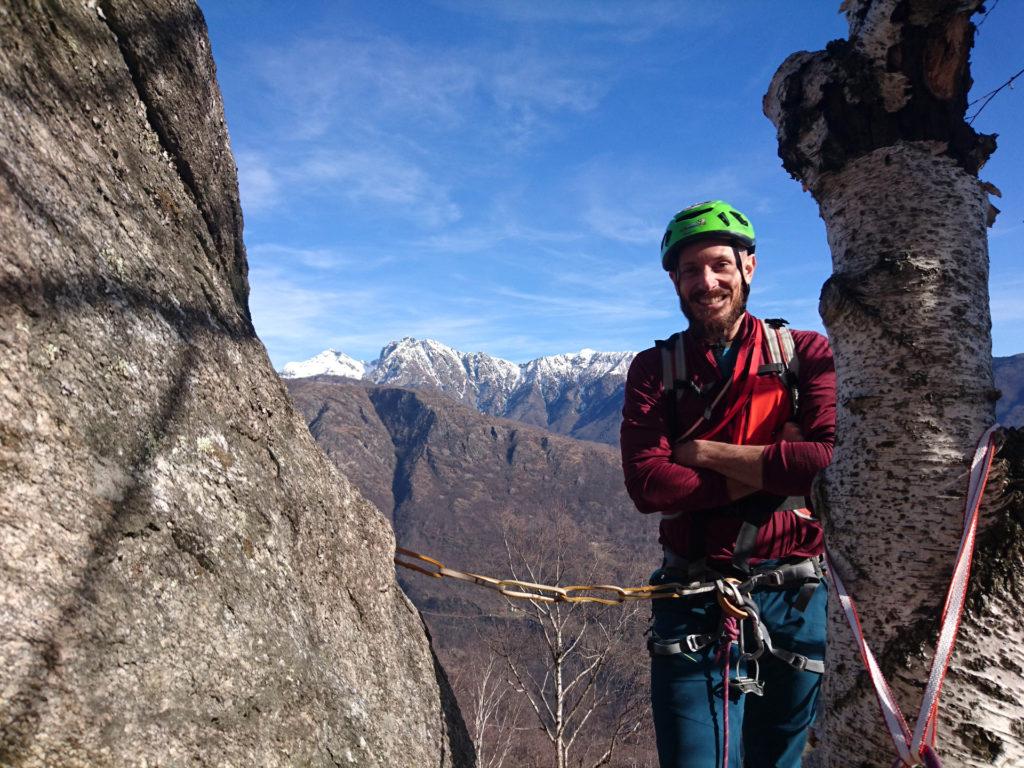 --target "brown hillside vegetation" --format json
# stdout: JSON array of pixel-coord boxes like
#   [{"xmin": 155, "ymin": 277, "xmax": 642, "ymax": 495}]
[
  {"xmin": 286, "ymin": 376, "xmax": 660, "ymax": 625},
  {"xmin": 287, "ymin": 376, "xmax": 662, "ymax": 765}
]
